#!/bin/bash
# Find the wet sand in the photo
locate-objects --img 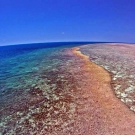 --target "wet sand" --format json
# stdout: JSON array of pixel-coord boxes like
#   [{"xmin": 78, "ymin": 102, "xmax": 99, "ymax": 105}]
[{"xmin": 71, "ymin": 47, "xmax": 135, "ymax": 135}]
